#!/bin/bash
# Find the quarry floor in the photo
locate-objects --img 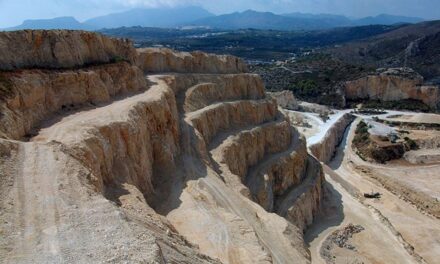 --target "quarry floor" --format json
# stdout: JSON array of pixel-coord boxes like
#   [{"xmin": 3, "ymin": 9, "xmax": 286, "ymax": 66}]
[{"xmin": 299, "ymin": 111, "xmax": 440, "ymax": 264}]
